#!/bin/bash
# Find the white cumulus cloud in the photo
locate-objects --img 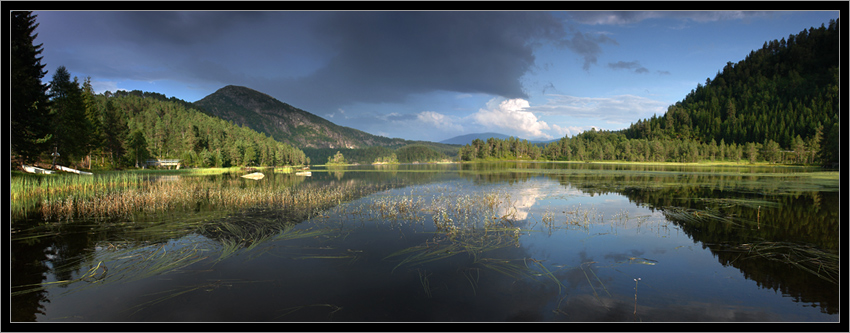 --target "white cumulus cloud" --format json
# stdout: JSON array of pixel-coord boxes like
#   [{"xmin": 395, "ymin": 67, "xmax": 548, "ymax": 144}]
[{"xmin": 471, "ymin": 98, "xmax": 553, "ymax": 140}]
